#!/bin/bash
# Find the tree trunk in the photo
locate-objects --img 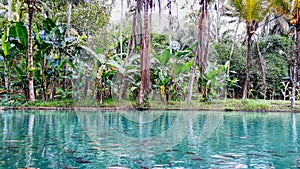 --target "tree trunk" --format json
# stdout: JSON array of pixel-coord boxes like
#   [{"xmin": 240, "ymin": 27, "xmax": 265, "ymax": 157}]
[
  {"xmin": 138, "ymin": 1, "xmax": 151, "ymax": 105},
  {"xmin": 215, "ymin": 0, "xmax": 220, "ymax": 42},
  {"xmin": 7, "ymin": 0, "xmax": 12, "ymax": 21},
  {"xmin": 66, "ymin": 1, "xmax": 72, "ymax": 37},
  {"xmin": 118, "ymin": 7, "xmax": 137, "ymax": 100},
  {"xmin": 291, "ymin": 24, "xmax": 300, "ymax": 108},
  {"xmin": 49, "ymin": 76, "xmax": 56, "ymax": 100},
  {"xmin": 242, "ymin": 23, "xmax": 253, "ymax": 100},
  {"xmin": 99, "ymin": 79, "xmax": 103, "ymax": 104},
  {"xmin": 4, "ymin": 60, "xmax": 9, "ymax": 92},
  {"xmin": 118, "ymin": 0, "xmax": 125, "ymax": 100},
  {"xmin": 255, "ymin": 37, "xmax": 266, "ymax": 99},
  {"xmin": 42, "ymin": 57, "xmax": 47, "ymax": 101},
  {"xmin": 186, "ymin": 0, "xmax": 210, "ymax": 103},
  {"xmin": 84, "ymin": 78, "xmax": 89, "ymax": 98},
  {"xmin": 119, "ymin": 0, "xmax": 123, "ymax": 57},
  {"xmin": 62, "ymin": 1, "xmax": 72, "ymax": 91},
  {"xmin": 197, "ymin": 0, "xmax": 210, "ymax": 77},
  {"xmin": 186, "ymin": 56, "xmax": 197, "ymax": 104},
  {"xmin": 168, "ymin": 0, "xmax": 172, "ymax": 53},
  {"xmin": 27, "ymin": 0, "xmax": 35, "ymax": 101},
  {"xmin": 225, "ymin": 19, "xmax": 240, "ymax": 99}
]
